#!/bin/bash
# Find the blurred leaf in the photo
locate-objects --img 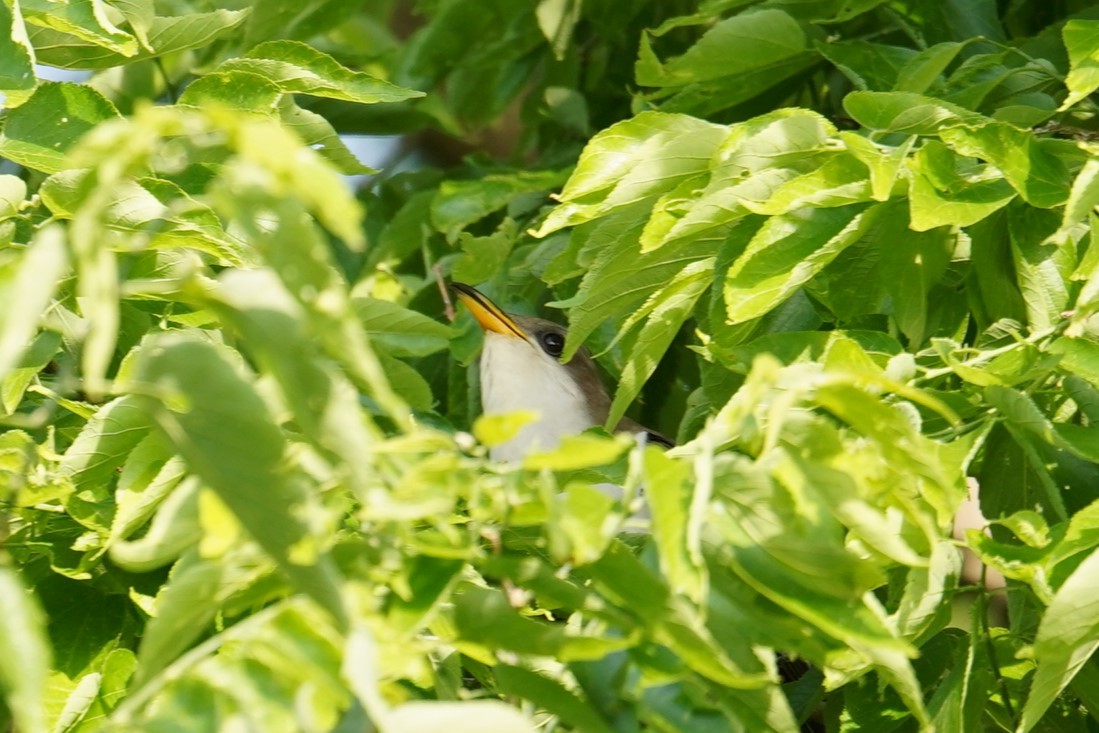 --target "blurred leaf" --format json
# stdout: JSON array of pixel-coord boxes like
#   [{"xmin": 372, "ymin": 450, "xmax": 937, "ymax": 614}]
[
  {"xmin": 40, "ymin": 171, "xmax": 248, "ymax": 265},
  {"xmin": 496, "ymin": 664, "xmax": 613, "ymax": 733},
  {"xmin": 473, "ymin": 411, "xmax": 538, "ymax": 447},
  {"xmin": 0, "ymin": 225, "xmax": 68, "ymax": 383},
  {"xmin": 525, "ymin": 433, "xmax": 629, "ymax": 471},
  {"xmin": 645, "ymin": 447, "xmax": 707, "ymax": 605},
  {"xmin": 127, "ymin": 333, "xmax": 347, "ymax": 626},
  {"xmin": 133, "ymin": 548, "xmax": 273, "ymax": 688},
  {"xmin": 453, "ymin": 585, "xmax": 631, "ymax": 660},
  {"xmin": 0, "ymin": 566, "xmax": 50, "ymax": 733},
  {"xmin": 387, "ymin": 700, "xmax": 535, "ymax": 733},
  {"xmin": 107, "ymin": 434, "xmax": 186, "ymax": 546},
  {"xmin": 110, "ymin": 475, "xmax": 200, "ymax": 572}
]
